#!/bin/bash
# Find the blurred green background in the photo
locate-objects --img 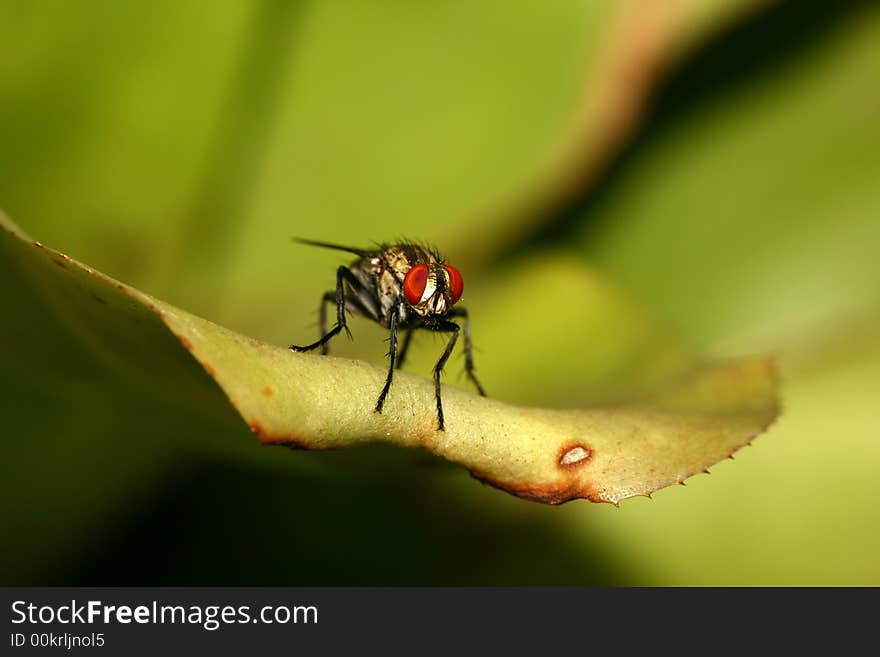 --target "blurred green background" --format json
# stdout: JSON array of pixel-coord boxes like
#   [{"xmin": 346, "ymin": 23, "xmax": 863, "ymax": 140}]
[{"xmin": 1, "ymin": 0, "xmax": 878, "ymax": 585}]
